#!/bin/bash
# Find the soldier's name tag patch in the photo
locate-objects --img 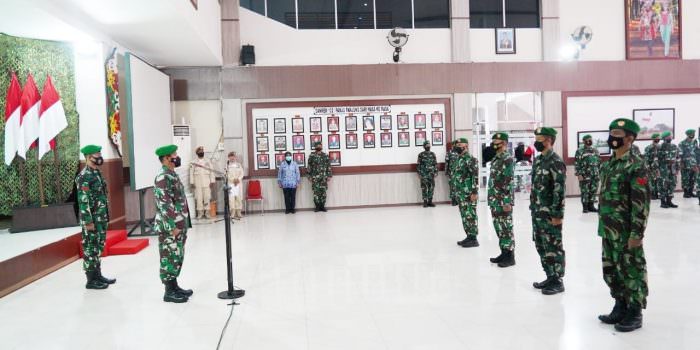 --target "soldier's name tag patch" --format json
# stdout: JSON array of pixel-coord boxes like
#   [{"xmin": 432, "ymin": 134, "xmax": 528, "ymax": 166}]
[{"xmin": 81, "ymin": 186, "xmax": 90, "ymax": 191}]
